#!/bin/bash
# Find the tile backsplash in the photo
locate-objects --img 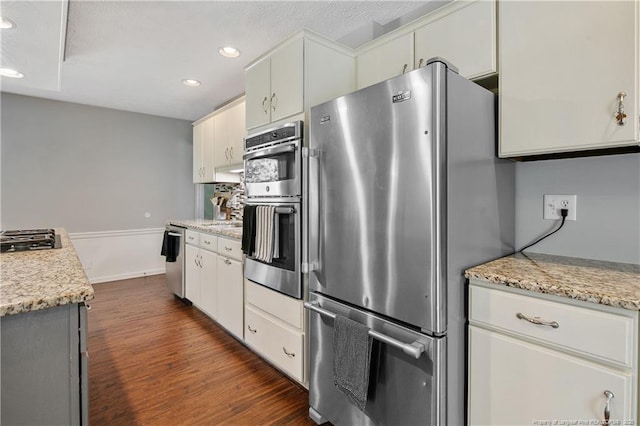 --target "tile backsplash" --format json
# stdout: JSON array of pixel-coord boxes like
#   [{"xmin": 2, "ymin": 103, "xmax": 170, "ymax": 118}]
[{"xmin": 202, "ymin": 175, "xmax": 245, "ymax": 221}]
